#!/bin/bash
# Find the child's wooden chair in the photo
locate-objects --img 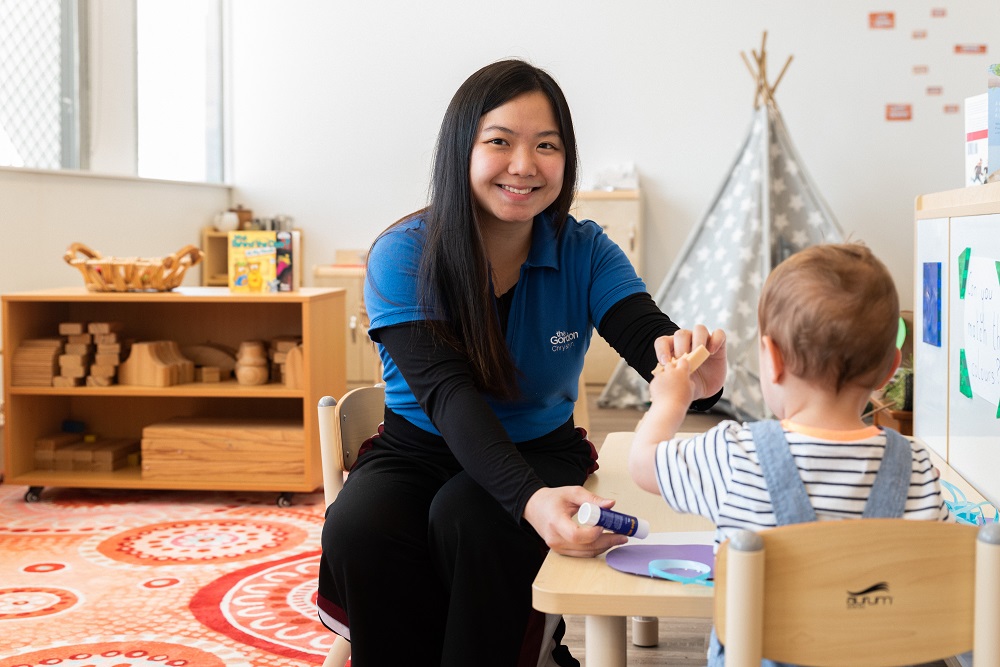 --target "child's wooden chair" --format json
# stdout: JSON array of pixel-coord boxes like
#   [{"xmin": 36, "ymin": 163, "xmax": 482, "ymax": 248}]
[{"xmin": 714, "ymin": 519, "xmax": 1000, "ymax": 666}]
